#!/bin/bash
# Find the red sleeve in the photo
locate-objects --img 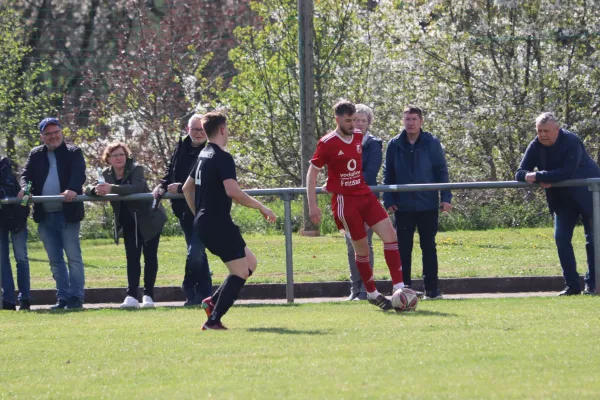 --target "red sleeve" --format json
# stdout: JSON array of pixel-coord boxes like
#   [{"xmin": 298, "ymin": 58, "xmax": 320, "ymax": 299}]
[{"xmin": 309, "ymin": 139, "xmax": 330, "ymax": 169}]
